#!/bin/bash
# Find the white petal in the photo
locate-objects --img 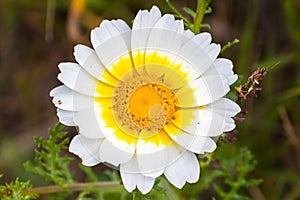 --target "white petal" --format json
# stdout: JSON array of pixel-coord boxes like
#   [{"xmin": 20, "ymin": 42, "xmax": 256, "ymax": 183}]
[
  {"xmin": 57, "ymin": 62, "xmax": 79, "ymax": 89},
  {"xmin": 73, "ymin": 45, "xmax": 106, "ymax": 81},
  {"xmin": 205, "ymin": 43, "xmax": 221, "ymax": 61},
  {"xmin": 120, "ymin": 171, "xmax": 138, "ymax": 192},
  {"xmin": 204, "ymin": 58, "xmax": 238, "ymax": 85},
  {"xmin": 133, "ymin": 6, "xmax": 161, "ymax": 29},
  {"xmin": 99, "ymin": 135, "xmax": 135, "ymax": 167},
  {"xmin": 139, "ymin": 15, "xmax": 189, "ymax": 73},
  {"xmin": 224, "ymin": 118, "xmax": 236, "ymax": 132},
  {"xmin": 56, "ymin": 109, "xmax": 76, "ymax": 126},
  {"xmin": 57, "ymin": 62, "xmax": 98, "ymax": 97},
  {"xmin": 111, "ymin": 19, "xmax": 131, "ymax": 48},
  {"xmin": 131, "ymin": 6, "xmax": 162, "ymax": 51},
  {"xmin": 164, "ymin": 125, "xmax": 216, "ymax": 154},
  {"xmin": 146, "ymin": 14, "xmax": 184, "ymax": 53},
  {"xmin": 120, "ymin": 169, "xmax": 155, "ymax": 194},
  {"xmin": 50, "ymin": 85, "xmax": 73, "ymax": 111},
  {"xmin": 50, "ymin": 85, "xmax": 93, "ymax": 111},
  {"xmin": 172, "ymin": 109, "xmax": 225, "ymax": 137},
  {"xmin": 137, "ymin": 175, "xmax": 155, "ymax": 194},
  {"xmin": 91, "ymin": 20, "xmax": 131, "ymax": 68},
  {"xmin": 91, "ymin": 19, "xmax": 129, "ymax": 48},
  {"xmin": 74, "ymin": 107, "xmax": 108, "ymax": 139},
  {"xmin": 152, "ymin": 13, "xmax": 183, "ymax": 32},
  {"xmin": 182, "ymin": 74, "xmax": 230, "ymax": 107},
  {"xmin": 176, "ymin": 97, "xmax": 239, "ymax": 136},
  {"xmin": 174, "ymin": 134, "xmax": 216, "ymax": 154},
  {"xmin": 191, "ymin": 32, "xmax": 212, "ymax": 48},
  {"xmin": 178, "ymin": 36, "xmax": 220, "ymax": 75},
  {"xmin": 164, "ymin": 150, "xmax": 200, "ymax": 189},
  {"xmin": 204, "ymin": 98, "xmax": 241, "ymax": 117},
  {"xmin": 229, "ymin": 74, "xmax": 238, "ymax": 85},
  {"xmin": 111, "ymin": 19, "xmax": 131, "ymax": 33},
  {"xmin": 69, "ymin": 135, "xmax": 102, "ymax": 166},
  {"xmin": 136, "ymin": 139, "xmax": 168, "ymax": 178},
  {"xmin": 183, "ymin": 29, "xmax": 194, "ymax": 40},
  {"xmin": 120, "ymin": 155, "xmax": 156, "ymax": 194},
  {"xmin": 120, "ymin": 155, "xmax": 139, "ymax": 173},
  {"xmin": 171, "ymin": 56, "xmax": 202, "ymax": 81},
  {"xmin": 199, "ymin": 98, "xmax": 239, "ymax": 133}
]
